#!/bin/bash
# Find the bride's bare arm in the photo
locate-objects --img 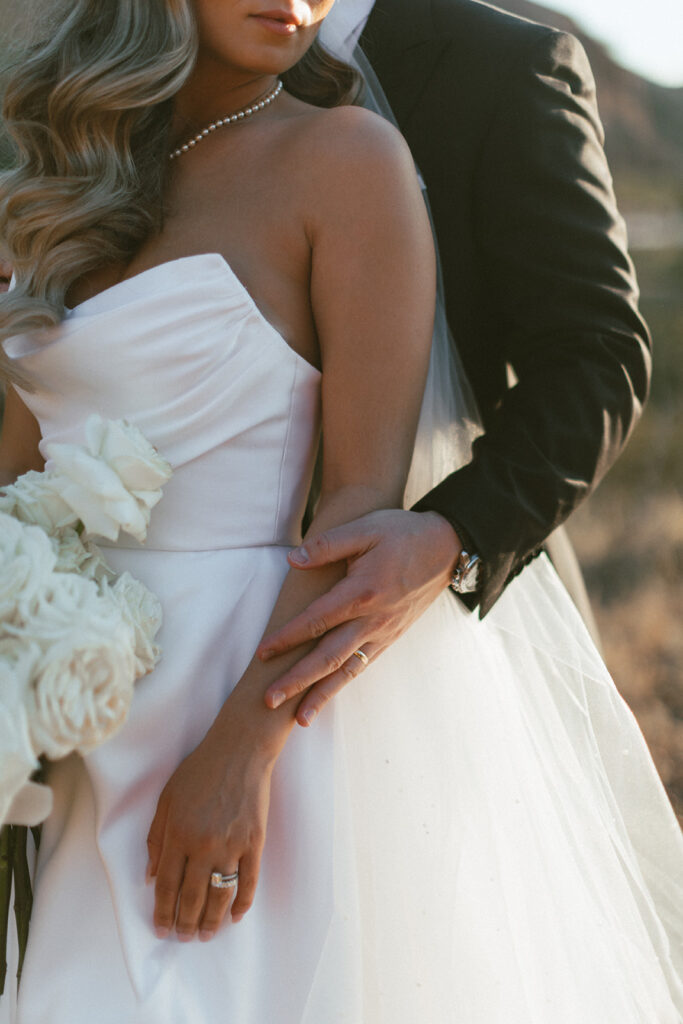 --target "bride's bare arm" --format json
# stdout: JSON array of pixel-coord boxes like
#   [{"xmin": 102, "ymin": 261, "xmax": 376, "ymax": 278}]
[
  {"xmin": 0, "ymin": 387, "xmax": 45, "ymax": 486},
  {"xmin": 146, "ymin": 109, "xmax": 438, "ymax": 942}
]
